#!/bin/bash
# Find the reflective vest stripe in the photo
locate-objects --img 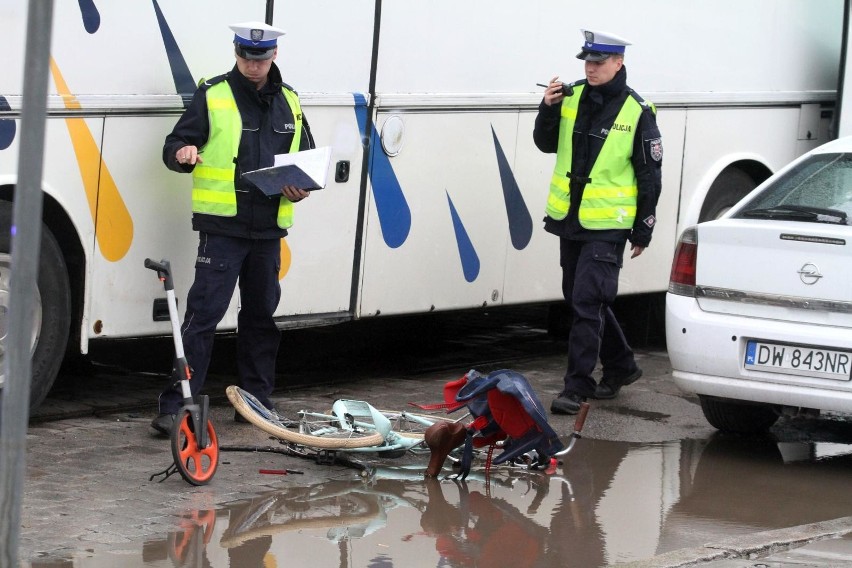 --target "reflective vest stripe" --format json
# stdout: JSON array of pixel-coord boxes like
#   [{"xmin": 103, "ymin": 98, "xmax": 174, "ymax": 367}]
[
  {"xmin": 191, "ymin": 81, "xmax": 303, "ymax": 229},
  {"xmin": 207, "ymin": 97, "xmax": 237, "ymax": 111},
  {"xmin": 193, "ymin": 188, "xmax": 236, "ymax": 202},
  {"xmin": 581, "ymin": 186, "xmax": 638, "ymax": 199},
  {"xmin": 193, "ymin": 165, "xmax": 234, "ymax": 182},
  {"xmin": 561, "ymin": 104, "xmax": 578, "ymax": 121},
  {"xmin": 546, "ymin": 84, "xmax": 646, "ymax": 229}
]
